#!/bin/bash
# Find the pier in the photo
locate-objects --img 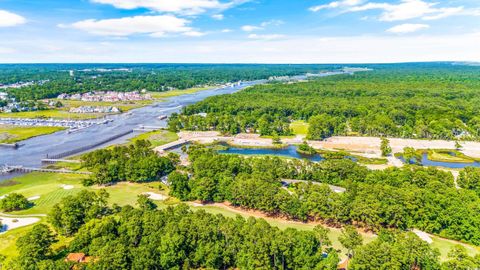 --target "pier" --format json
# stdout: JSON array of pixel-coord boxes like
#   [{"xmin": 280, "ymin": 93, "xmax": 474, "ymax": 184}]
[
  {"xmin": 41, "ymin": 159, "xmax": 81, "ymax": 164},
  {"xmin": 46, "ymin": 129, "xmax": 134, "ymax": 159},
  {"xmin": 154, "ymin": 139, "xmax": 190, "ymax": 152},
  {"xmin": 1, "ymin": 165, "xmax": 91, "ymax": 175},
  {"xmin": 0, "ymin": 143, "xmax": 19, "ymax": 149}
]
